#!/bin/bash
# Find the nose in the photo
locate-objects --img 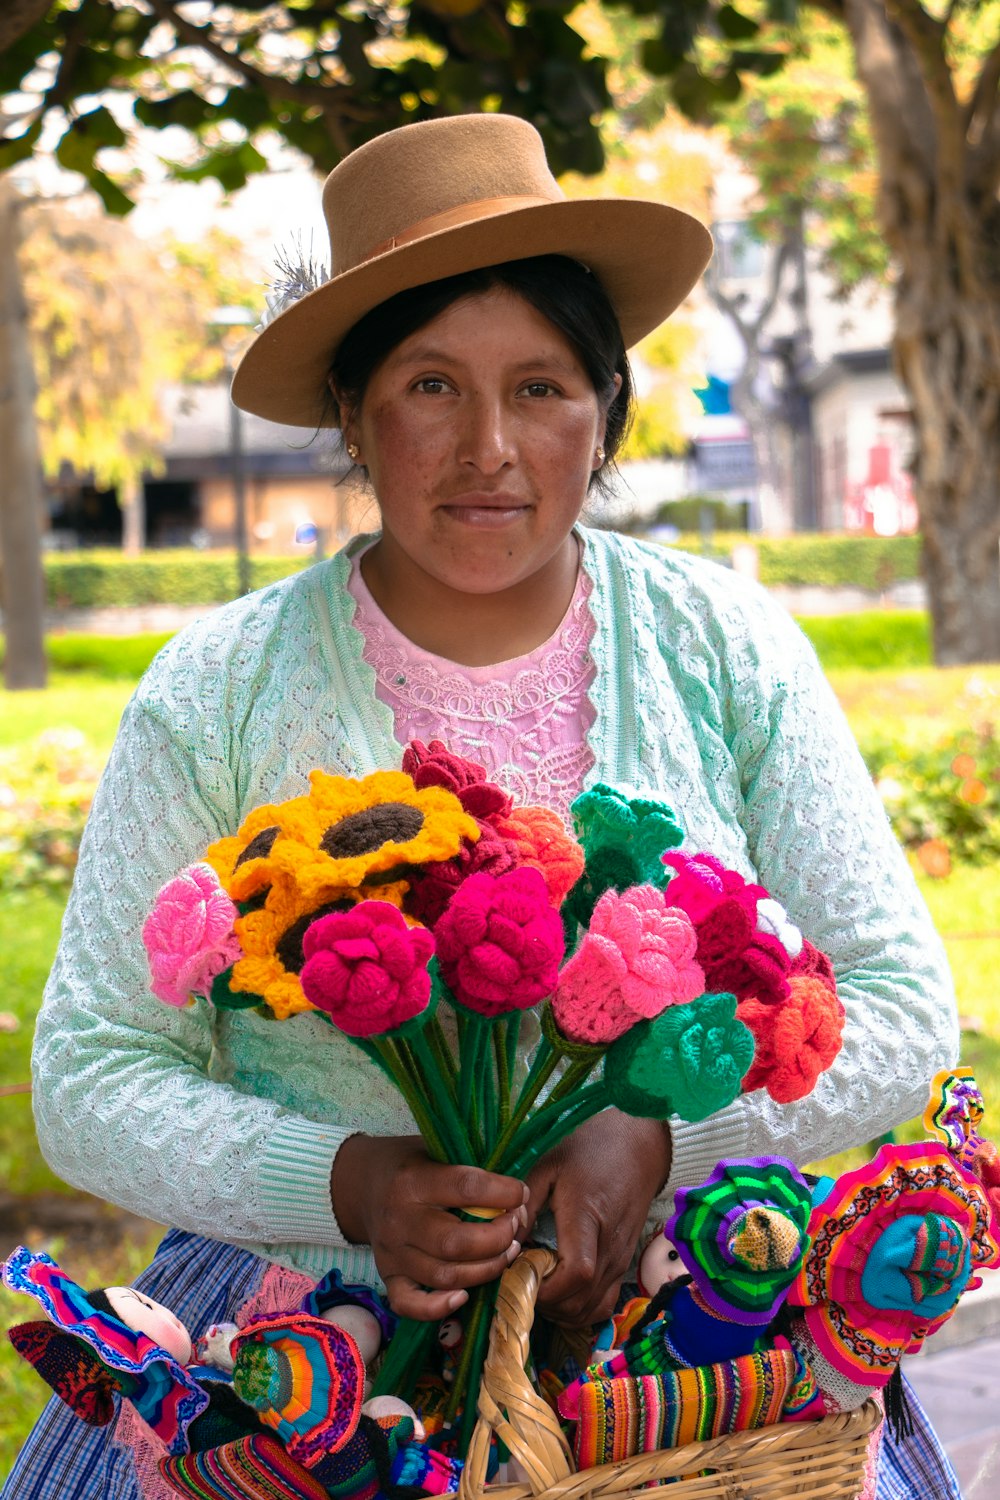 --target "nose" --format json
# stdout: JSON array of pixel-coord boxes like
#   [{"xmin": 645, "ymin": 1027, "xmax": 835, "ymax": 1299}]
[{"xmin": 457, "ymin": 392, "xmax": 517, "ymax": 473}]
